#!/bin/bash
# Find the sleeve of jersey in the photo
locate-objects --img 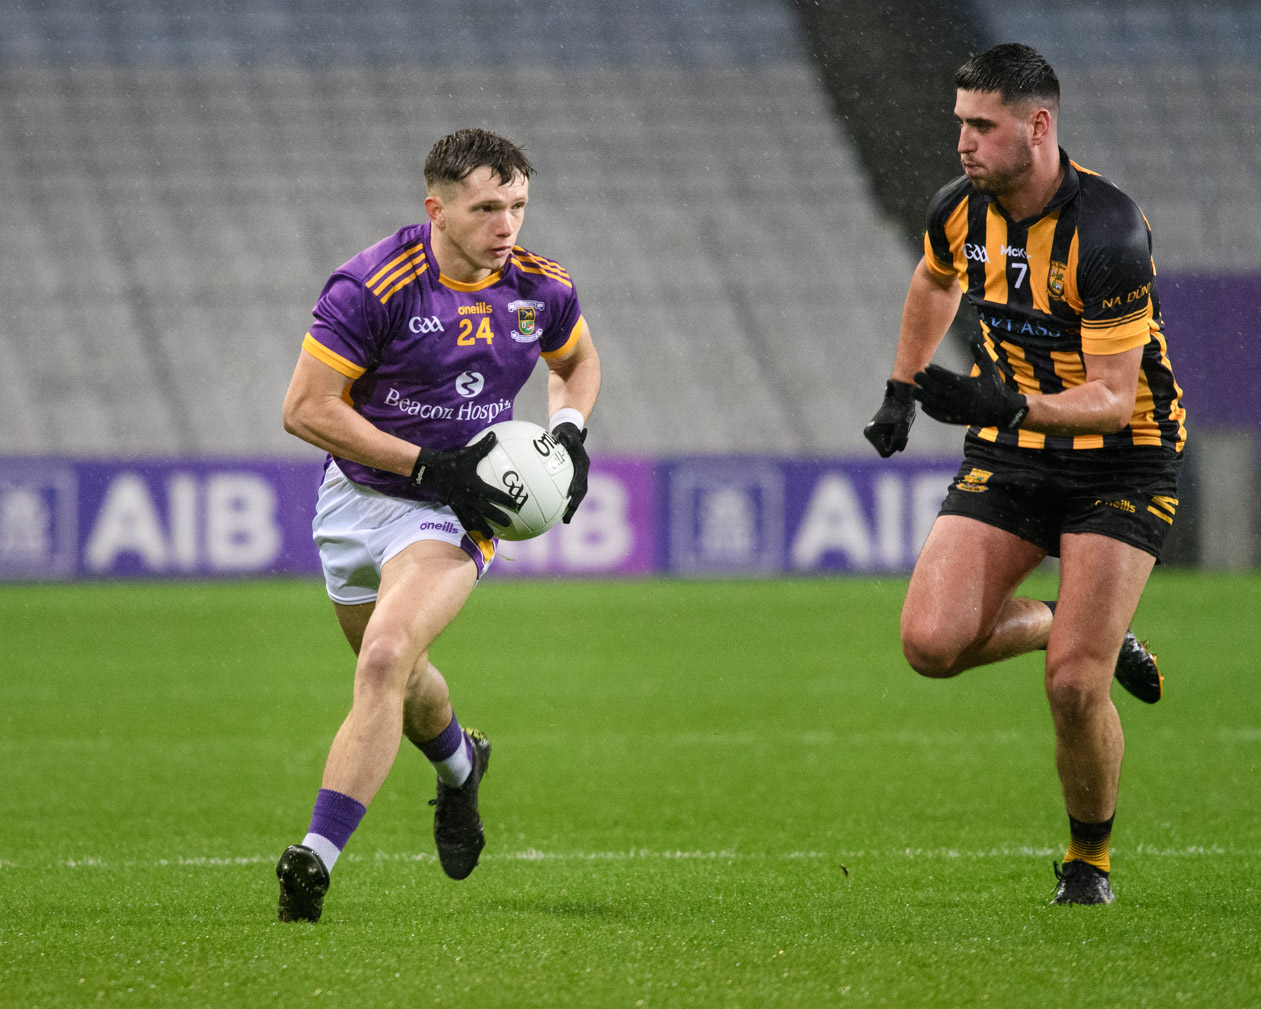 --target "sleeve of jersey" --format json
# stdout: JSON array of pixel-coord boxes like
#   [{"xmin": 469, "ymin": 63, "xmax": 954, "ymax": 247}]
[
  {"xmin": 303, "ymin": 274, "xmax": 383, "ymax": 379},
  {"xmin": 1077, "ymin": 200, "xmax": 1156, "ymax": 356},
  {"xmin": 921, "ymin": 178, "xmax": 967, "ymax": 283},
  {"xmin": 539, "ymin": 285, "xmax": 584, "ymax": 360},
  {"xmin": 922, "ymin": 231, "xmax": 955, "ymax": 283}
]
